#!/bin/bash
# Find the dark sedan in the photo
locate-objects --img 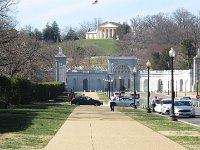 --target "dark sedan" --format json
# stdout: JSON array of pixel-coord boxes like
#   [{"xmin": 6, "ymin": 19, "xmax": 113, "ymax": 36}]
[{"xmin": 71, "ymin": 96, "xmax": 103, "ymax": 106}]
